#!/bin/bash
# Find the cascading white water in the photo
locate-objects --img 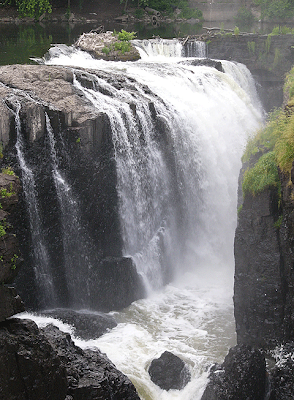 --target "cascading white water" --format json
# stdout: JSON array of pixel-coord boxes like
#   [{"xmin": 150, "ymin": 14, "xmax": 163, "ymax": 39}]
[
  {"xmin": 23, "ymin": 41, "xmax": 264, "ymax": 399},
  {"xmin": 132, "ymin": 38, "xmax": 206, "ymax": 59},
  {"xmin": 7, "ymin": 99, "xmax": 56, "ymax": 307}
]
